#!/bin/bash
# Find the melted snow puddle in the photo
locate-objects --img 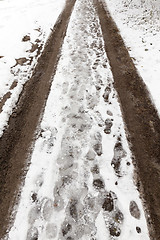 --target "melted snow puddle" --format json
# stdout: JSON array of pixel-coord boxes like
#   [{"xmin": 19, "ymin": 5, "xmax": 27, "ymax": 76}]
[{"xmin": 8, "ymin": 0, "xmax": 149, "ymax": 239}]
